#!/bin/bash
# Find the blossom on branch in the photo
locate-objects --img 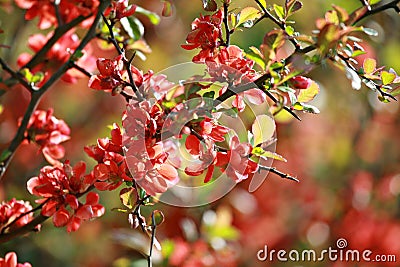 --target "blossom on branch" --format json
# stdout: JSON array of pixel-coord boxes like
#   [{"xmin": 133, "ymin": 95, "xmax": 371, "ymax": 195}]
[
  {"xmin": 23, "ymin": 108, "xmax": 70, "ymax": 165},
  {"xmin": 17, "ymin": 31, "xmax": 95, "ymax": 84},
  {"xmin": 14, "ymin": 0, "xmax": 99, "ymax": 29},
  {"xmin": 27, "ymin": 161, "xmax": 104, "ymax": 232},
  {"xmin": 182, "ymin": 9, "xmax": 223, "ymax": 62},
  {"xmin": 0, "ymin": 199, "xmax": 34, "ymax": 233}
]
